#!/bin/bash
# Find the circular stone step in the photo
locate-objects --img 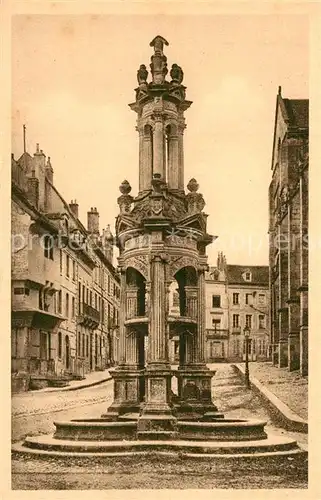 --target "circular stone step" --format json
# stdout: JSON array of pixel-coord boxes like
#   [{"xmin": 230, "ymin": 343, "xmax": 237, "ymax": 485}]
[{"xmin": 11, "ymin": 434, "xmax": 306, "ymax": 459}]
